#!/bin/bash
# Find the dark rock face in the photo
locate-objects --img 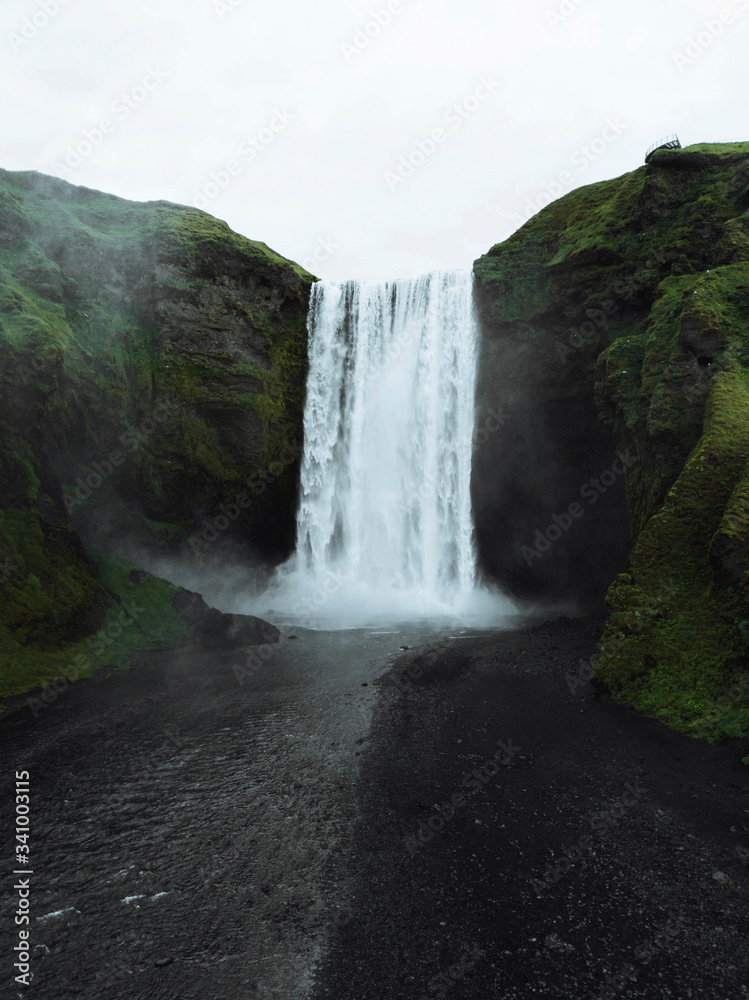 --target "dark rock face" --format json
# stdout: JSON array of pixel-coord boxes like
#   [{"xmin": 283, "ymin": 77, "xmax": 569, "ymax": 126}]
[
  {"xmin": 172, "ymin": 589, "xmax": 280, "ymax": 647},
  {"xmin": 473, "ymin": 141, "xmax": 749, "ymax": 740},
  {"xmin": 0, "ymin": 169, "xmax": 314, "ymax": 566},
  {"xmin": 0, "ymin": 168, "xmax": 311, "ymax": 688},
  {"xmin": 471, "ymin": 314, "xmax": 631, "ymax": 610}
]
